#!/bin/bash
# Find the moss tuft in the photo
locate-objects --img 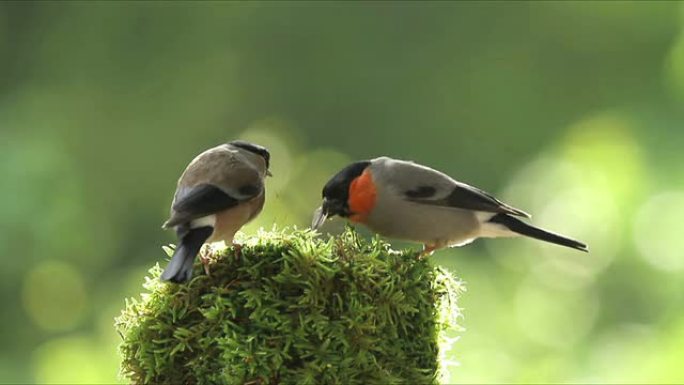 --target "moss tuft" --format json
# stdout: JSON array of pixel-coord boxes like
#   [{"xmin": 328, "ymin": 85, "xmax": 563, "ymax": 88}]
[{"xmin": 116, "ymin": 227, "xmax": 463, "ymax": 384}]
